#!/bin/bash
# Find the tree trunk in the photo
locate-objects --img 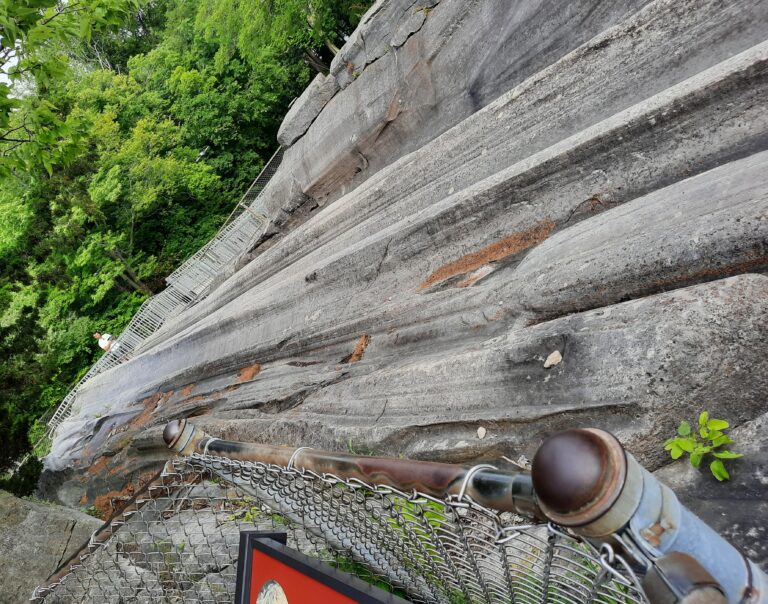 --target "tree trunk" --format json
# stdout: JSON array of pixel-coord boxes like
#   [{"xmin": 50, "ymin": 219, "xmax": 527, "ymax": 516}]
[
  {"xmin": 107, "ymin": 249, "xmax": 153, "ymax": 295},
  {"xmin": 117, "ymin": 270, "xmax": 152, "ymax": 296},
  {"xmin": 303, "ymin": 49, "xmax": 329, "ymax": 75},
  {"xmin": 325, "ymin": 39, "xmax": 340, "ymax": 55}
]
